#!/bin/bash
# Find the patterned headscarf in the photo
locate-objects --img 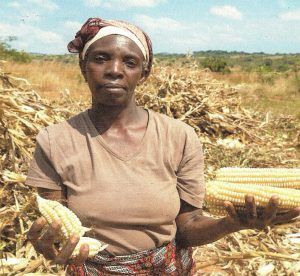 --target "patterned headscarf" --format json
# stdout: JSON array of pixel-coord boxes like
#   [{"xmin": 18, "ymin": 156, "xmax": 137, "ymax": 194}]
[{"xmin": 67, "ymin": 17, "xmax": 153, "ymax": 79}]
